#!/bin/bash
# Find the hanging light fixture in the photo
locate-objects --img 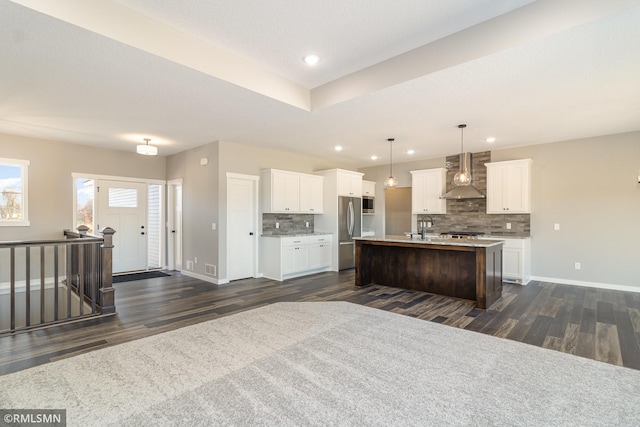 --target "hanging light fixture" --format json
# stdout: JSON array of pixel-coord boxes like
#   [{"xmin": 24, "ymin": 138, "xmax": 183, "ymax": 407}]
[
  {"xmin": 441, "ymin": 124, "xmax": 486, "ymax": 199},
  {"xmin": 453, "ymin": 124, "xmax": 471, "ymax": 186},
  {"xmin": 384, "ymin": 138, "xmax": 397, "ymax": 190},
  {"xmin": 137, "ymin": 138, "xmax": 158, "ymax": 156}
]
